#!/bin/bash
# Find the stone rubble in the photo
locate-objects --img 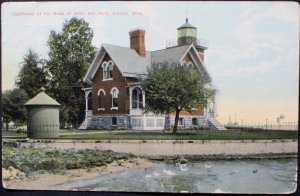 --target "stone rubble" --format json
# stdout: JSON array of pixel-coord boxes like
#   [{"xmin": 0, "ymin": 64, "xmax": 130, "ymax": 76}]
[{"xmin": 2, "ymin": 166, "xmax": 27, "ymax": 181}]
